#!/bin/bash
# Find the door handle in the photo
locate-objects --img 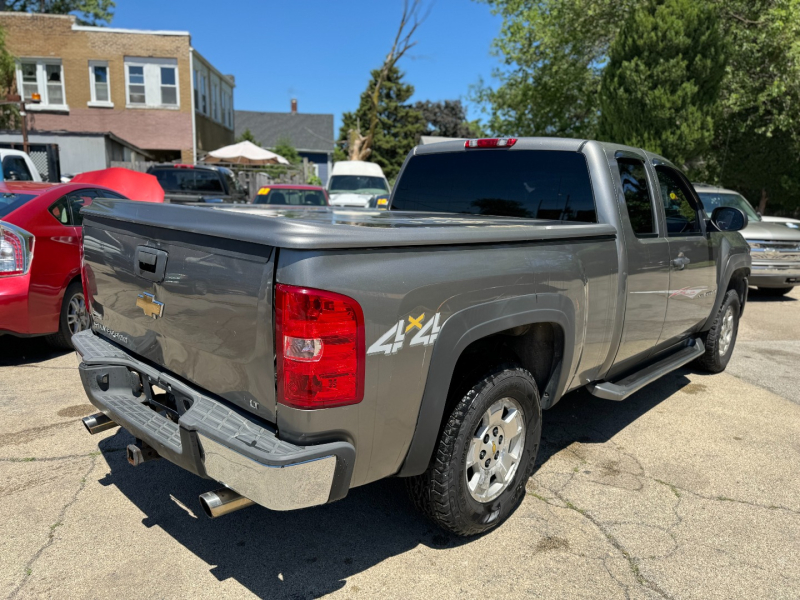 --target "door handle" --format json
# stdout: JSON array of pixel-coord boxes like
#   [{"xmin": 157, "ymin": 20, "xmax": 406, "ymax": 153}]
[{"xmin": 671, "ymin": 256, "xmax": 690, "ymax": 270}]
